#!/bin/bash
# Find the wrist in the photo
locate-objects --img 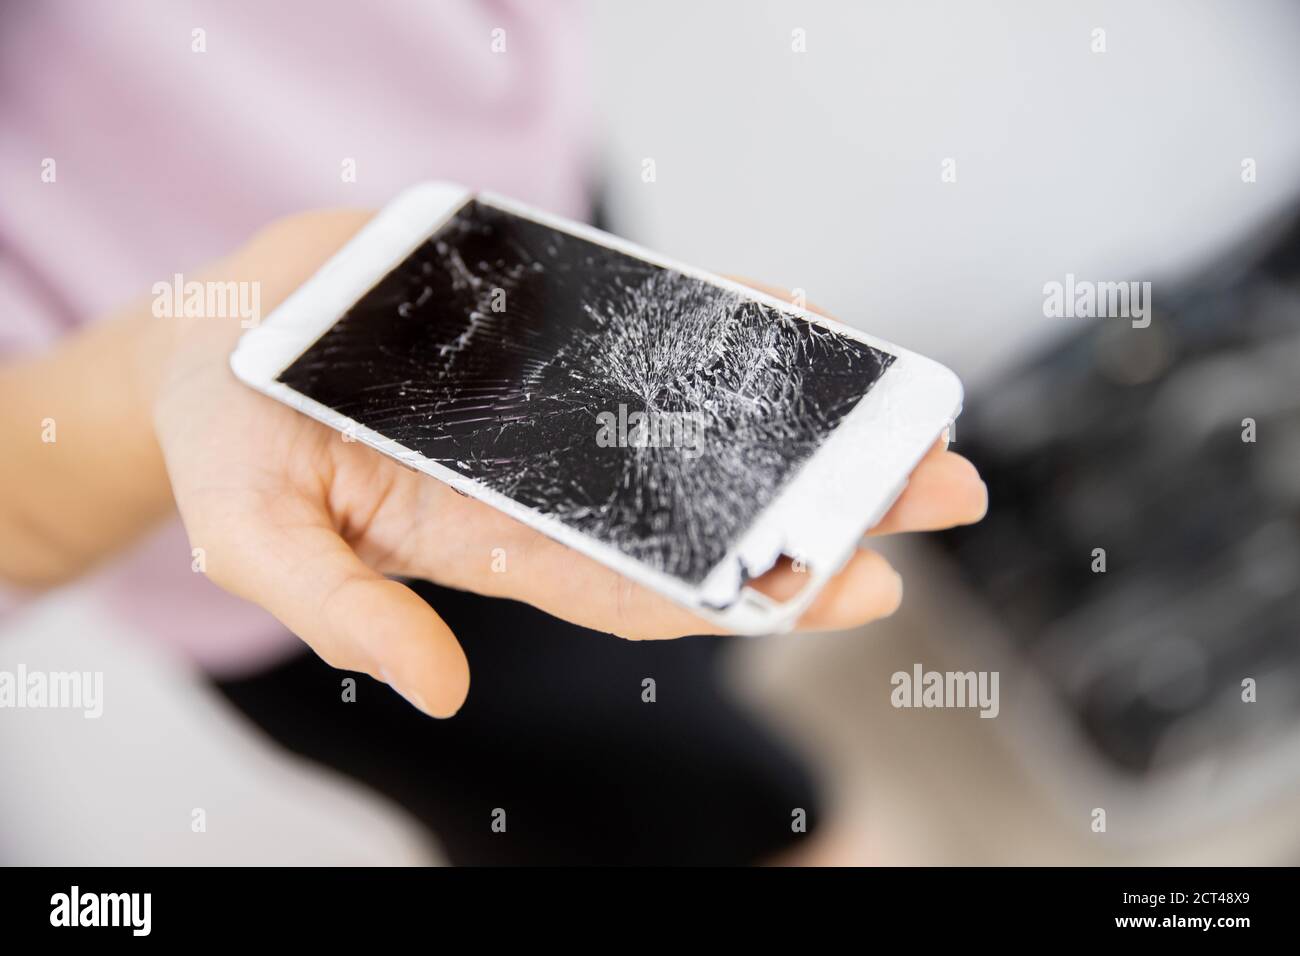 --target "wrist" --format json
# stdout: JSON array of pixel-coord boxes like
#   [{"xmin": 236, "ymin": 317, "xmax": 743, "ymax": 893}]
[{"xmin": 131, "ymin": 272, "xmax": 251, "ymax": 412}]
